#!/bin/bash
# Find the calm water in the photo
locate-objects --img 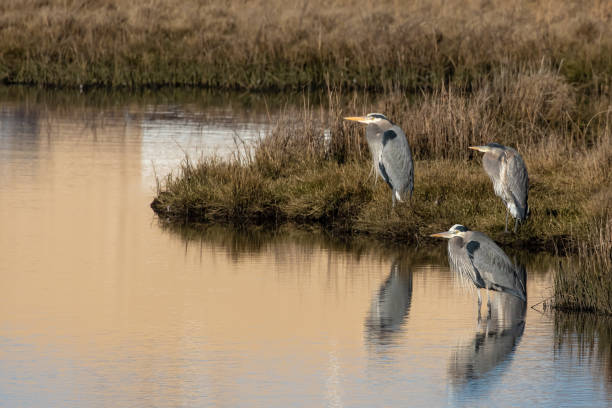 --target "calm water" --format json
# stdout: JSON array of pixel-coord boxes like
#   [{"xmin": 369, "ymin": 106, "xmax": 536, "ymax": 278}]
[{"xmin": 0, "ymin": 88, "xmax": 610, "ymax": 407}]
